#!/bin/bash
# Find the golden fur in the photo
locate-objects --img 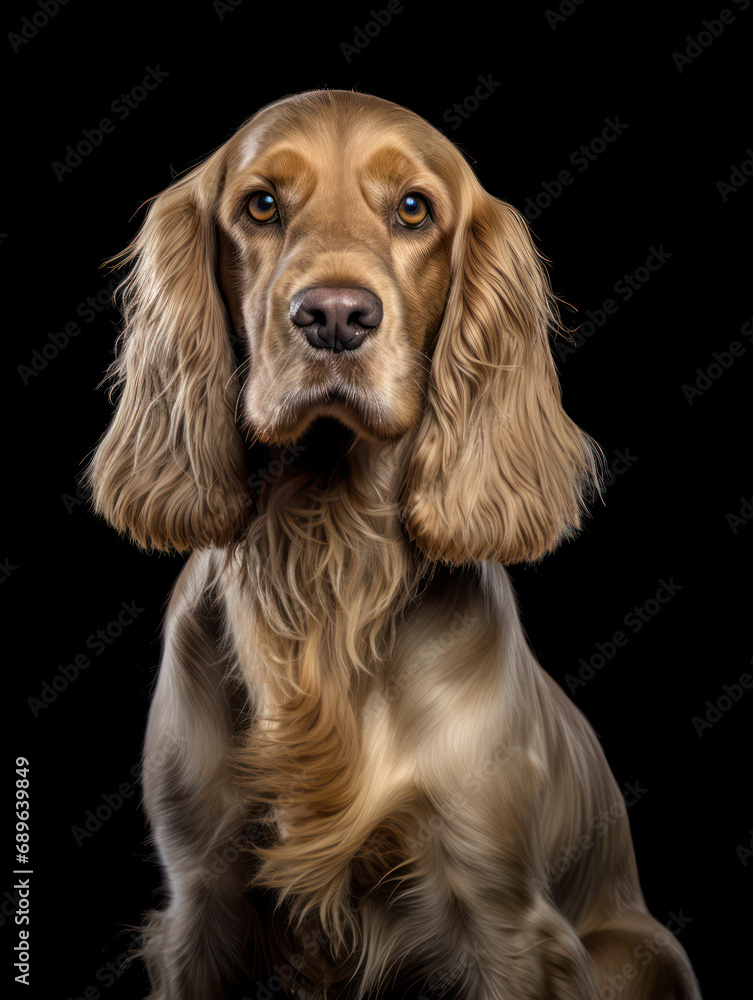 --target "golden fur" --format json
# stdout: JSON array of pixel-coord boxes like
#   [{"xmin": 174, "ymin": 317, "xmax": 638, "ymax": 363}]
[{"xmin": 88, "ymin": 90, "xmax": 701, "ymax": 999}]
